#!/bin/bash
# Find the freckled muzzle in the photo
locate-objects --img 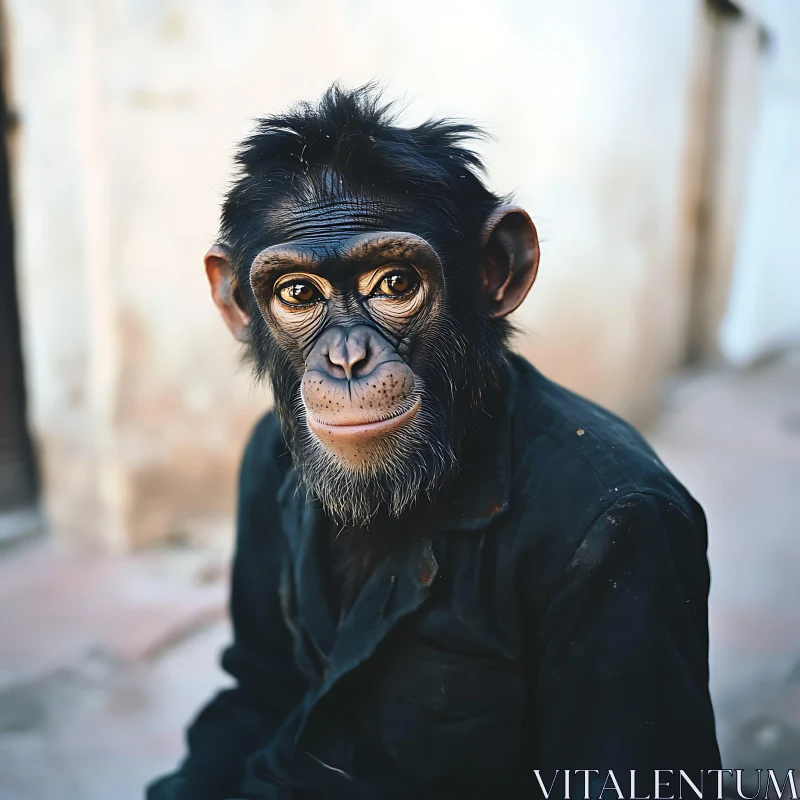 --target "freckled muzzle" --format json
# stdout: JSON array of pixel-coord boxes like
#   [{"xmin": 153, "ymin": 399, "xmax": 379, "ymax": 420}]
[{"xmin": 300, "ymin": 325, "xmax": 420, "ymax": 462}]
